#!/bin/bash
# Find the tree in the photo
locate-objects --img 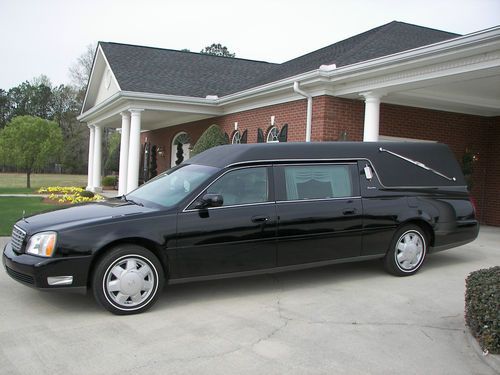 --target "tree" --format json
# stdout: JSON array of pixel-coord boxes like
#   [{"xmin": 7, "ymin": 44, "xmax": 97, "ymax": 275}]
[
  {"xmin": 104, "ymin": 131, "xmax": 121, "ymax": 174},
  {"xmin": 69, "ymin": 43, "xmax": 96, "ymax": 91},
  {"xmin": 52, "ymin": 84, "xmax": 88, "ymax": 174},
  {"xmin": 191, "ymin": 124, "xmax": 228, "ymax": 156},
  {"xmin": 200, "ymin": 43, "xmax": 235, "ymax": 57},
  {"xmin": 0, "ymin": 116, "xmax": 63, "ymax": 188}
]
